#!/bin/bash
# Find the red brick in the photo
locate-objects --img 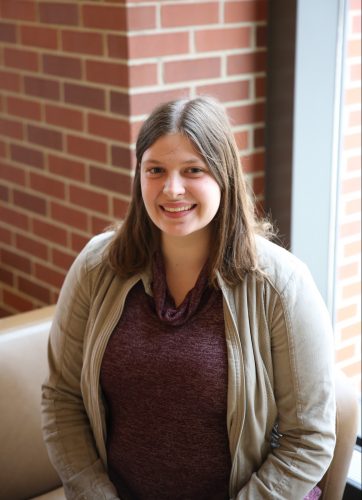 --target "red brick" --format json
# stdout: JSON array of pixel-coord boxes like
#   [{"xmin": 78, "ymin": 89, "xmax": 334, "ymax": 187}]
[
  {"xmin": 347, "ymin": 156, "xmax": 360, "ymax": 172},
  {"xmin": 342, "ymin": 282, "xmax": 361, "ymax": 299},
  {"xmin": 256, "ymin": 25, "xmax": 268, "ymax": 48},
  {"xmin": 64, "ymin": 83, "xmax": 105, "ymax": 110},
  {"xmin": 20, "ymin": 25, "xmax": 58, "ymax": 50},
  {"xmin": 234, "ymin": 130, "xmax": 249, "ymax": 150},
  {"xmin": 24, "ymin": 76, "xmax": 60, "ymax": 101},
  {"xmin": 0, "ymin": 267, "xmax": 13, "ymax": 286},
  {"xmin": 27, "ymin": 124, "xmax": 63, "ymax": 151},
  {"xmin": 107, "ymin": 35, "xmax": 128, "ymax": 59},
  {"xmin": 0, "ymin": 226, "xmax": 12, "ymax": 245},
  {"xmin": 0, "ymin": 1, "xmax": 36, "ymax": 21},
  {"xmin": 340, "ymin": 220, "xmax": 361, "ymax": 237},
  {"xmin": 345, "ymin": 87, "xmax": 361, "ymax": 105},
  {"xmin": 1, "ymin": 248, "xmax": 31, "ymax": 273},
  {"xmin": 227, "ymin": 51, "xmax": 267, "ymax": 75},
  {"xmin": 7, "ymin": 96, "xmax": 42, "ymax": 121},
  {"xmin": 161, "ymin": 2, "xmax": 218, "ymax": 27},
  {"xmin": 67, "ymin": 135, "xmax": 107, "ymax": 163},
  {"xmin": 3, "ymin": 47, "xmax": 39, "ymax": 71},
  {"xmin": 51, "ymin": 248, "xmax": 75, "ymax": 271},
  {"xmin": 253, "ymin": 175, "xmax": 265, "ymax": 196},
  {"xmin": 337, "ymin": 304, "xmax": 357, "ymax": 322},
  {"xmin": 344, "ymin": 132, "xmax": 361, "ymax": 150},
  {"xmin": 228, "ymin": 102, "xmax": 265, "ymax": 125},
  {"xmin": 241, "ymin": 151, "xmax": 265, "ymax": 174},
  {"xmin": 62, "ymin": 30, "xmax": 104, "ymax": 56},
  {"xmin": 351, "ymin": 63, "xmax": 361, "ymax": 82},
  {"xmin": 15, "ymin": 233, "xmax": 48, "ymax": 260},
  {"xmin": 51, "ymin": 201, "xmax": 88, "ymax": 231},
  {"xmin": 39, "ymin": 2, "xmax": 79, "ymax": 26},
  {"xmin": 342, "ymin": 361, "xmax": 362, "ymax": 379},
  {"xmin": 341, "ymin": 322, "xmax": 361, "ymax": 341},
  {"xmin": 129, "ymin": 63, "xmax": 158, "ymax": 87},
  {"xmin": 195, "ymin": 27, "xmax": 251, "ymax": 52},
  {"xmin": 32, "ymin": 218, "xmax": 67, "ymax": 246},
  {"xmin": 255, "ymin": 76, "xmax": 266, "ymax": 98},
  {"xmin": 110, "ymin": 92, "xmax": 130, "ymax": 116},
  {"xmin": 0, "ymin": 70, "xmax": 21, "ymax": 92},
  {"xmin": 345, "ymin": 198, "xmax": 361, "ymax": 215},
  {"xmin": 0, "ymin": 205, "xmax": 29, "ymax": 230},
  {"xmin": 335, "ymin": 344, "xmax": 356, "ymax": 363},
  {"xmin": 43, "ymin": 54, "xmax": 82, "ymax": 79},
  {"xmin": 91, "ymin": 215, "xmax": 113, "ymax": 234},
  {"xmin": 86, "ymin": 60, "xmax": 128, "ymax": 87},
  {"xmin": 224, "ymin": 1, "xmax": 267, "ymax": 23},
  {"xmin": 128, "ymin": 6, "xmax": 156, "ymax": 30},
  {"xmin": 0, "ymin": 161, "xmax": 26, "ymax": 185},
  {"xmin": 164, "ymin": 58, "xmax": 221, "ymax": 84},
  {"xmin": 13, "ymin": 189, "xmax": 47, "ymax": 215},
  {"xmin": 113, "ymin": 197, "xmax": 129, "ymax": 218},
  {"xmin": 0, "ymin": 139, "xmax": 6, "ymax": 158},
  {"xmin": 341, "ymin": 176, "xmax": 361, "ymax": 194},
  {"xmin": 90, "ymin": 166, "xmax": 131, "ymax": 195},
  {"xmin": 45, "ymin": 104, "xmax": 84, "ymax": 131},
  {"xmin": 0, "ymin": 117, "xmax": 23, "ymax": 140},
  {"xmin": 352, "ymin": 14, "xmax": 361, "ymax": 33},
  {"xmin": 0, "ymin": 22, "xmax": 17, "ymax": 43},
  {"xmin": 3, "ymin": 290, "xmax": 33, "ymax": 313},
  {"xmin": 349, "ymin": 109, "xmax": 361, "ymax": 127},
  {"xmin": 348, "ymin": 39, "xmax": 361, "ymax": 58},
  {"xmin": 129, "ymin": 89, "xmax": 189, "ymax": 117},
  {"xmin": 10, "ymin": 144, "xmax": 44, "ymax": 169},
  {"xmin": 111, "ymin": 145, "xmax": 133, "ymax": 169},
  {"xmin": 88, "ymin": 113, "xmax": 130, "ymax": 142},
  {"xmin": 344, "ymin": 240, "xmax": 361, "ymax": 258},
  {"xmin": 253, "ymin": 127, "xmax": 265, "ymax": 148},
  {"xmin": 48, "ymin": 154, "xmax": 86, "ymax": 182},
  {"xmin": 35, "ymin": 263, "xmax": 66, "ymax": 289},
  {"xmin": 18, "ymin": 276, "xmax": 50, "ymax": 303},
  {"xmin": 338, "ymin": 262, "xmax": 359, "ymax": 280},
  {"xmin": 29, "ymin": 171, "xmax": 65, "ymax": 199},
  {"xmin": 128, "ymin": 32, "xmax": 189, "ymax": 59},
  {"xmin": 82, "ymin": 5, "xmax": 126, "ymax": 30},
  {"xmin": 71, "ymin": 232, "xmax": 89, "ymax": 253},
  {"xmin": 196, "ymin": 80, "xmax": 250, "ymax": 103},
  {"xmin": 0, "ymin": 184, "xmax": 9, "ymax": 202},
  {"xmin": 69, "ymin": 185, "xmax": 109, "ymax": 213}
]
